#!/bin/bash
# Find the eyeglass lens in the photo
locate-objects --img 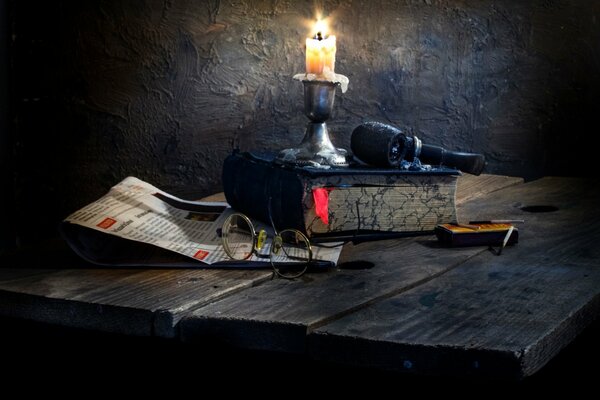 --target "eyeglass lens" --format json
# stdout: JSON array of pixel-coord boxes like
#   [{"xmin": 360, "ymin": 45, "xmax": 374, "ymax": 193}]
[
  {"xmin": 222, "ymin": 214, "xmax": 255, "ymax": 260},
  {"xmin": 270, "ymin": 229, "xmax": 311, "ymax": 279}
]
